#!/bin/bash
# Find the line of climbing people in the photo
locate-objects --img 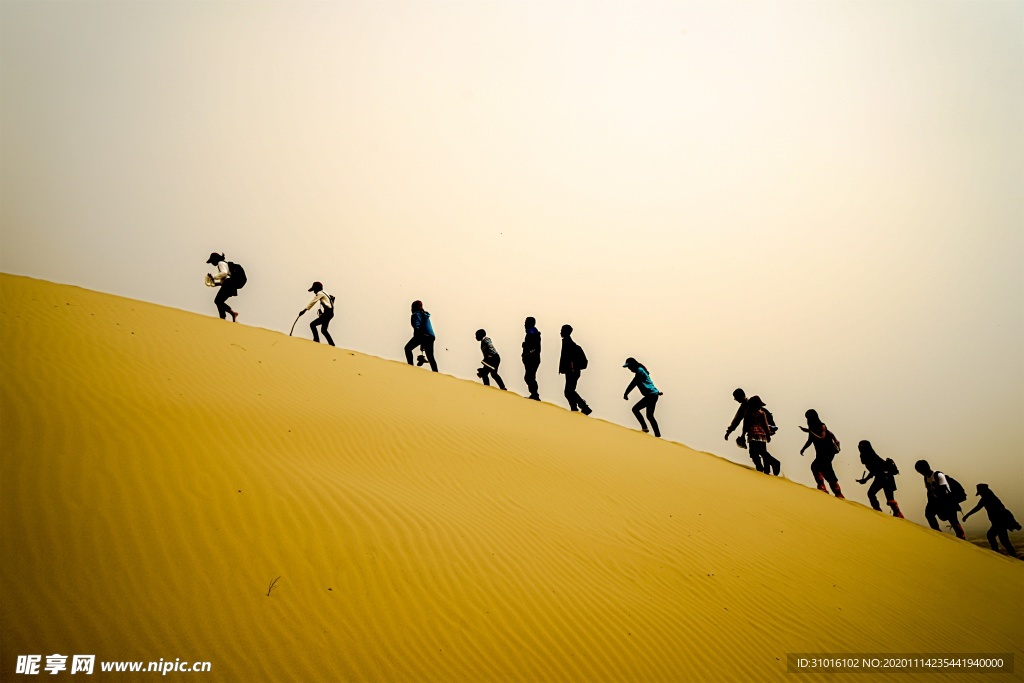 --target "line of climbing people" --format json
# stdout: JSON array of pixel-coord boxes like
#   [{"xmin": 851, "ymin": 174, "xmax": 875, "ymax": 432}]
[{"xmin": 203, "ymin": 252, "xmax": 1020, "ymax": 559}]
